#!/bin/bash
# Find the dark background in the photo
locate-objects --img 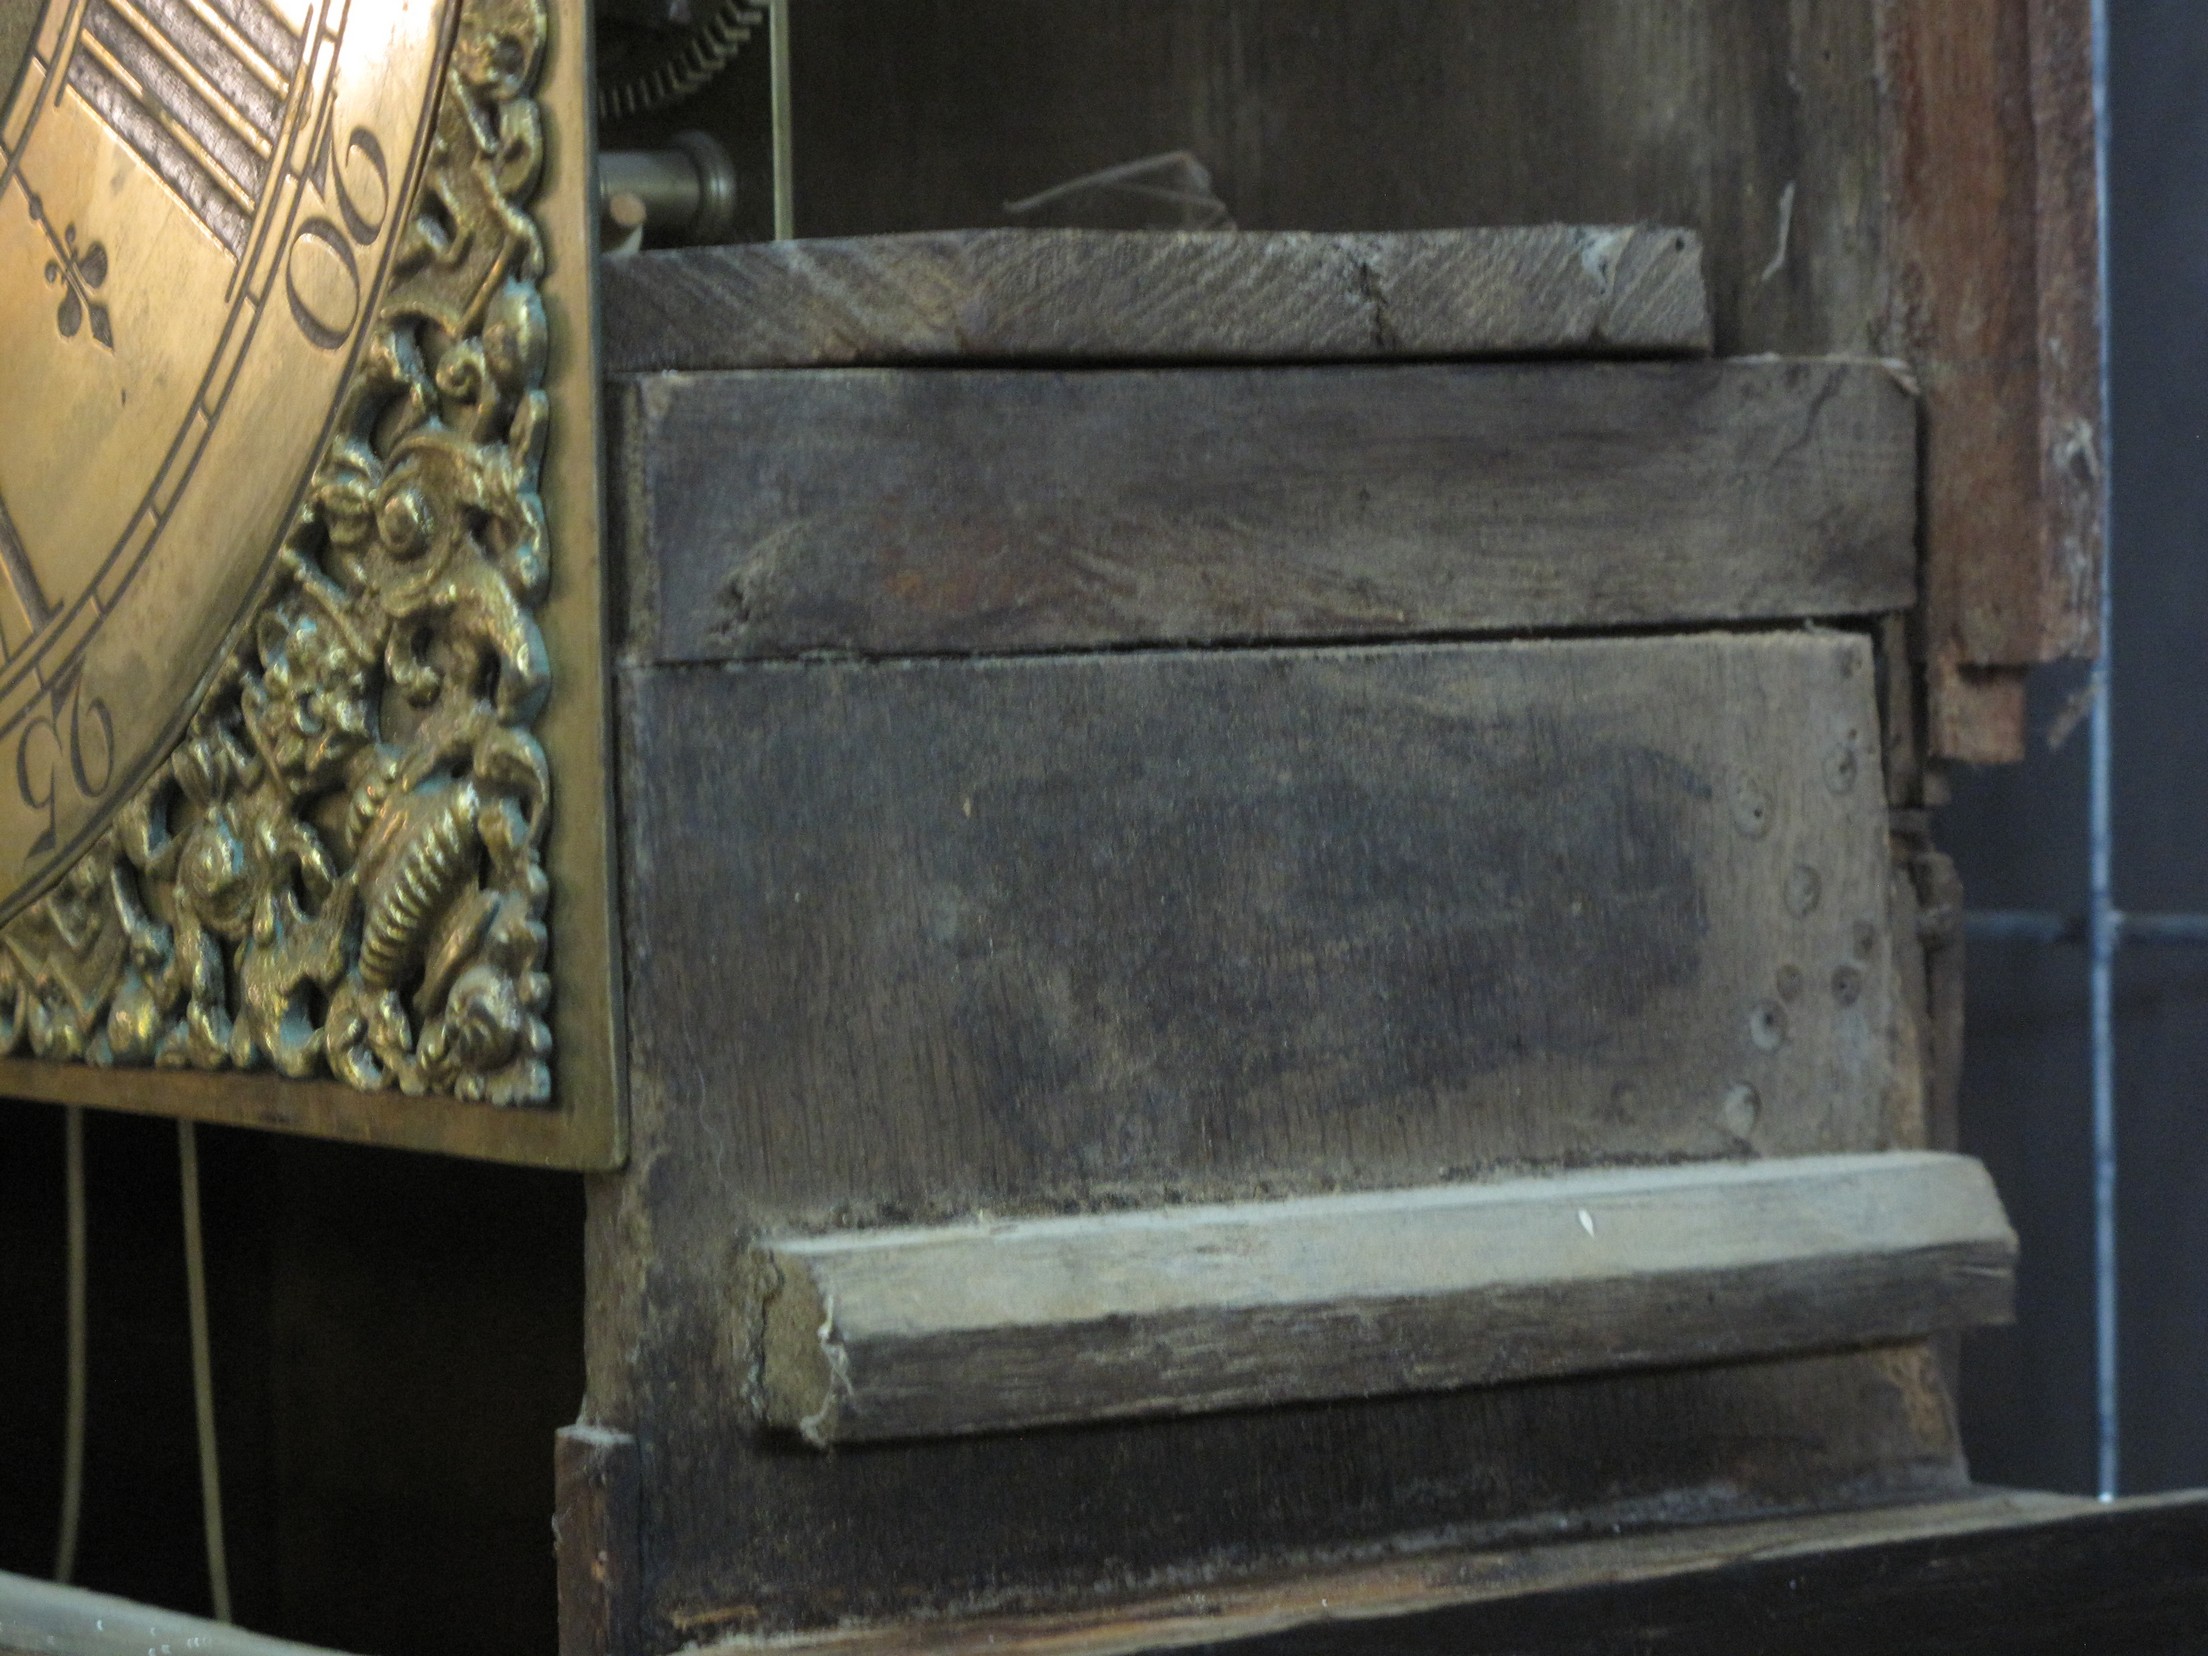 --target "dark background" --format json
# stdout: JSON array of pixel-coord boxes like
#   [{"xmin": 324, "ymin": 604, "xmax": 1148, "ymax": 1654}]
[
  {"xmin": 1949, "ymin": 0, "xmax": 2208, "ymax": 1498},
  {"xmin": 0, "ymin": 1107, "xmax": 584, "ymax": 1652}
]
